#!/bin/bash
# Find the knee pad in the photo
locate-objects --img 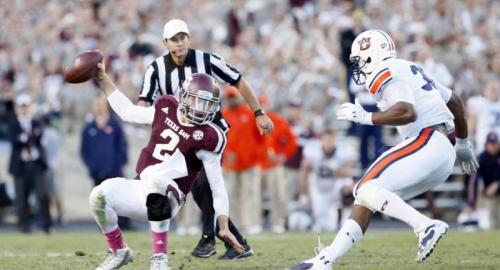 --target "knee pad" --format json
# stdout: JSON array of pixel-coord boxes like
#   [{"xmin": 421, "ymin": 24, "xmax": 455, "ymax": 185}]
[
  {"xmin": 353, "ymin": 182, "xmax": 386, "ymax": 212},
  {"xmin": 89, "ymin": 185, "xmax": 106, "ymax": 209},
  {"xmin": 146, "ymin": 193, "xmax": 172, "ymax": 221}
]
